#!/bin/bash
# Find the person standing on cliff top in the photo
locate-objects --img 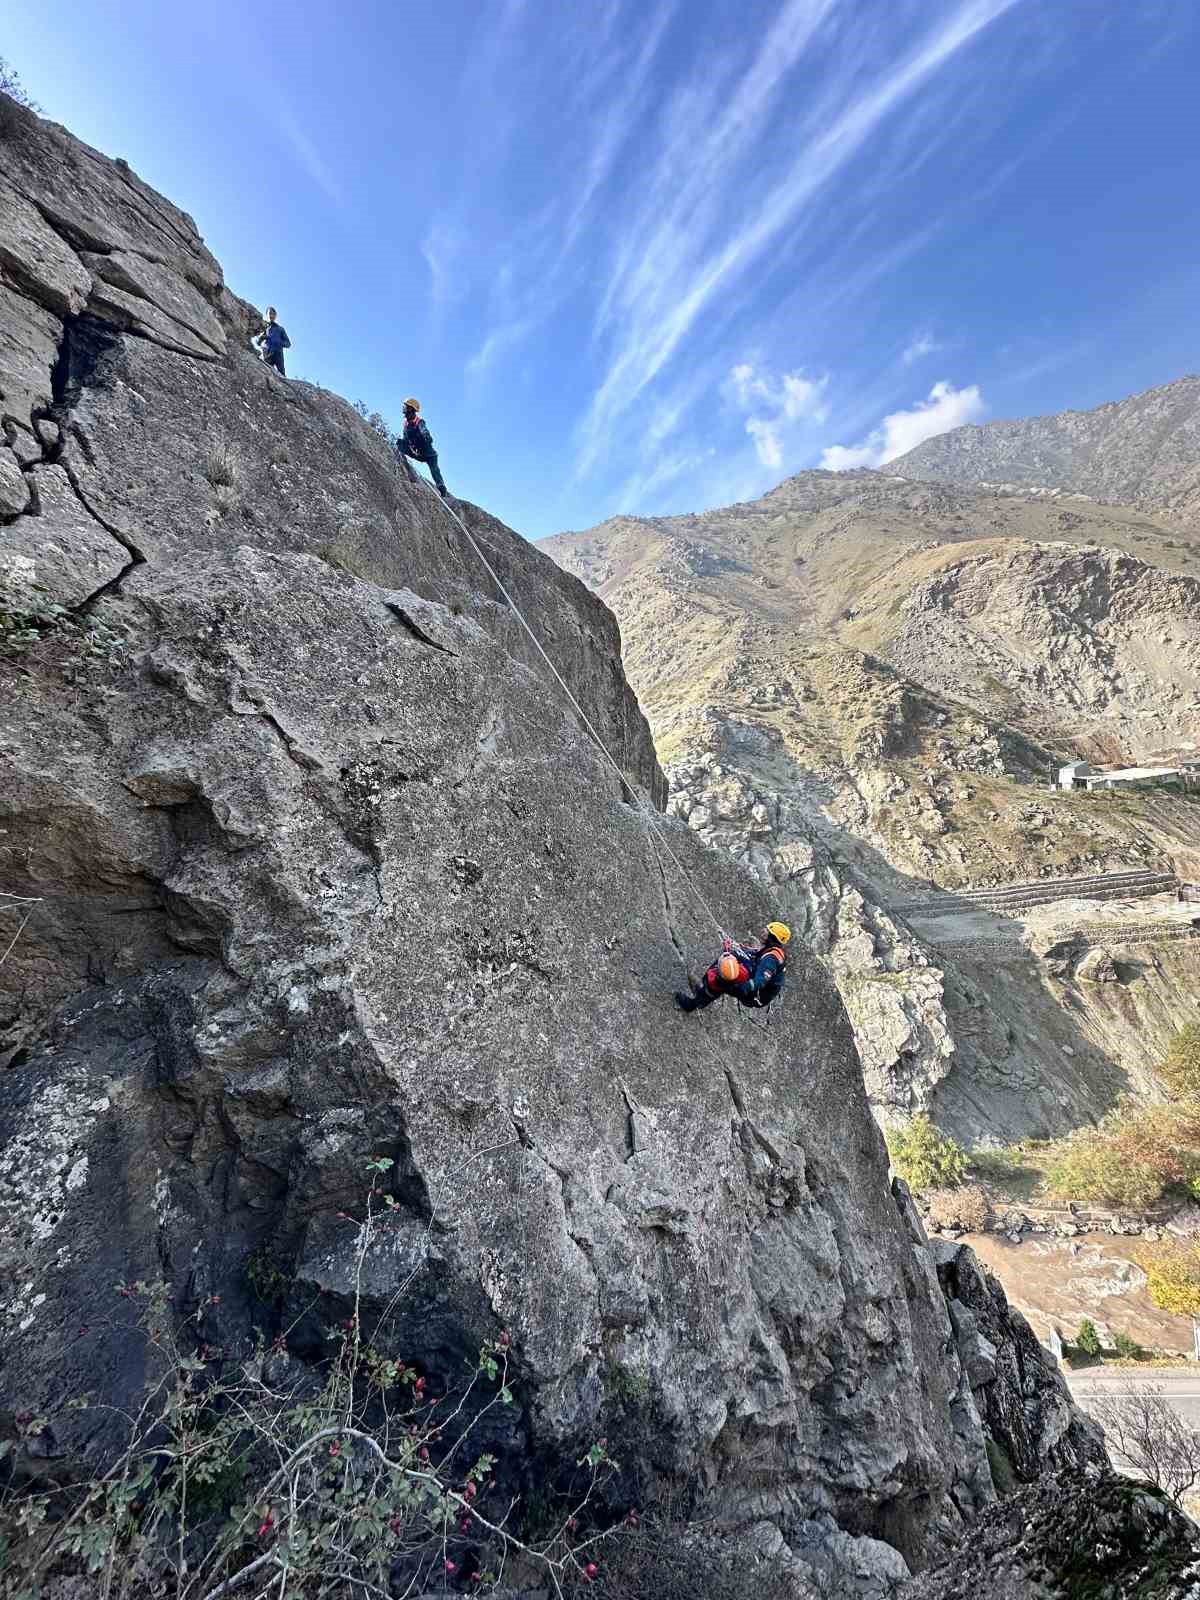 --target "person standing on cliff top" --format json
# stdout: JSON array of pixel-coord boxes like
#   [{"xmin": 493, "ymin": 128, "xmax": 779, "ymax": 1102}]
[
  {"xmin": 395, "ymin": 398, "xmax": 449, "ymax": 498},
  {"xmin": 254, "ymin": 307, "xmax": 291, "ymax": 377}
]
